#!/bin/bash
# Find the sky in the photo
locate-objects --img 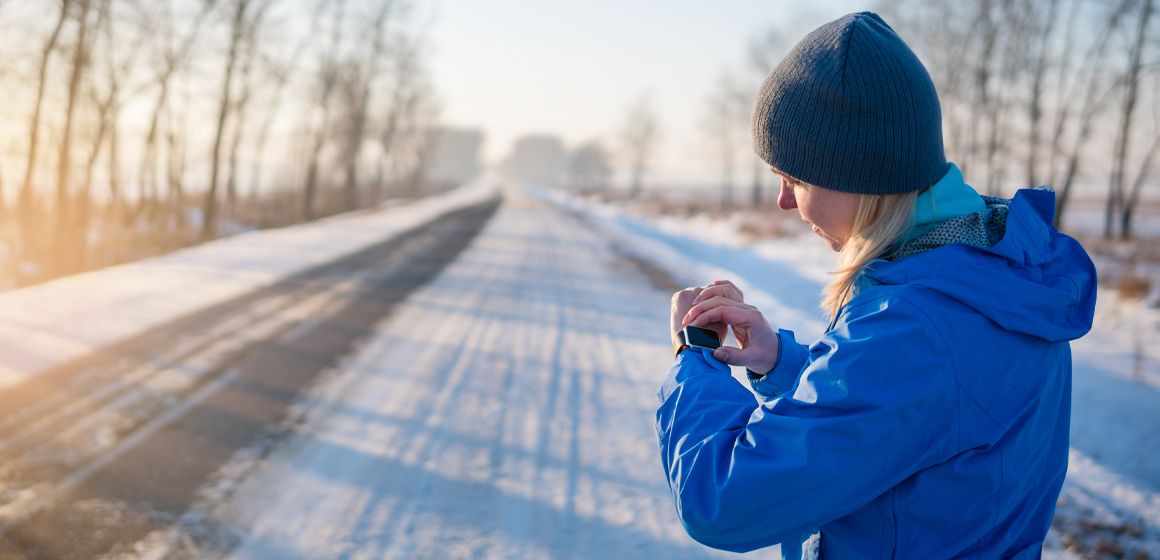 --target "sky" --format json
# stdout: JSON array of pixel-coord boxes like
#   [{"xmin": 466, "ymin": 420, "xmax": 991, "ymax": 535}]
[{"xmin": 426, "ymin": 0, "xmax": 868, "ymax": 190}]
